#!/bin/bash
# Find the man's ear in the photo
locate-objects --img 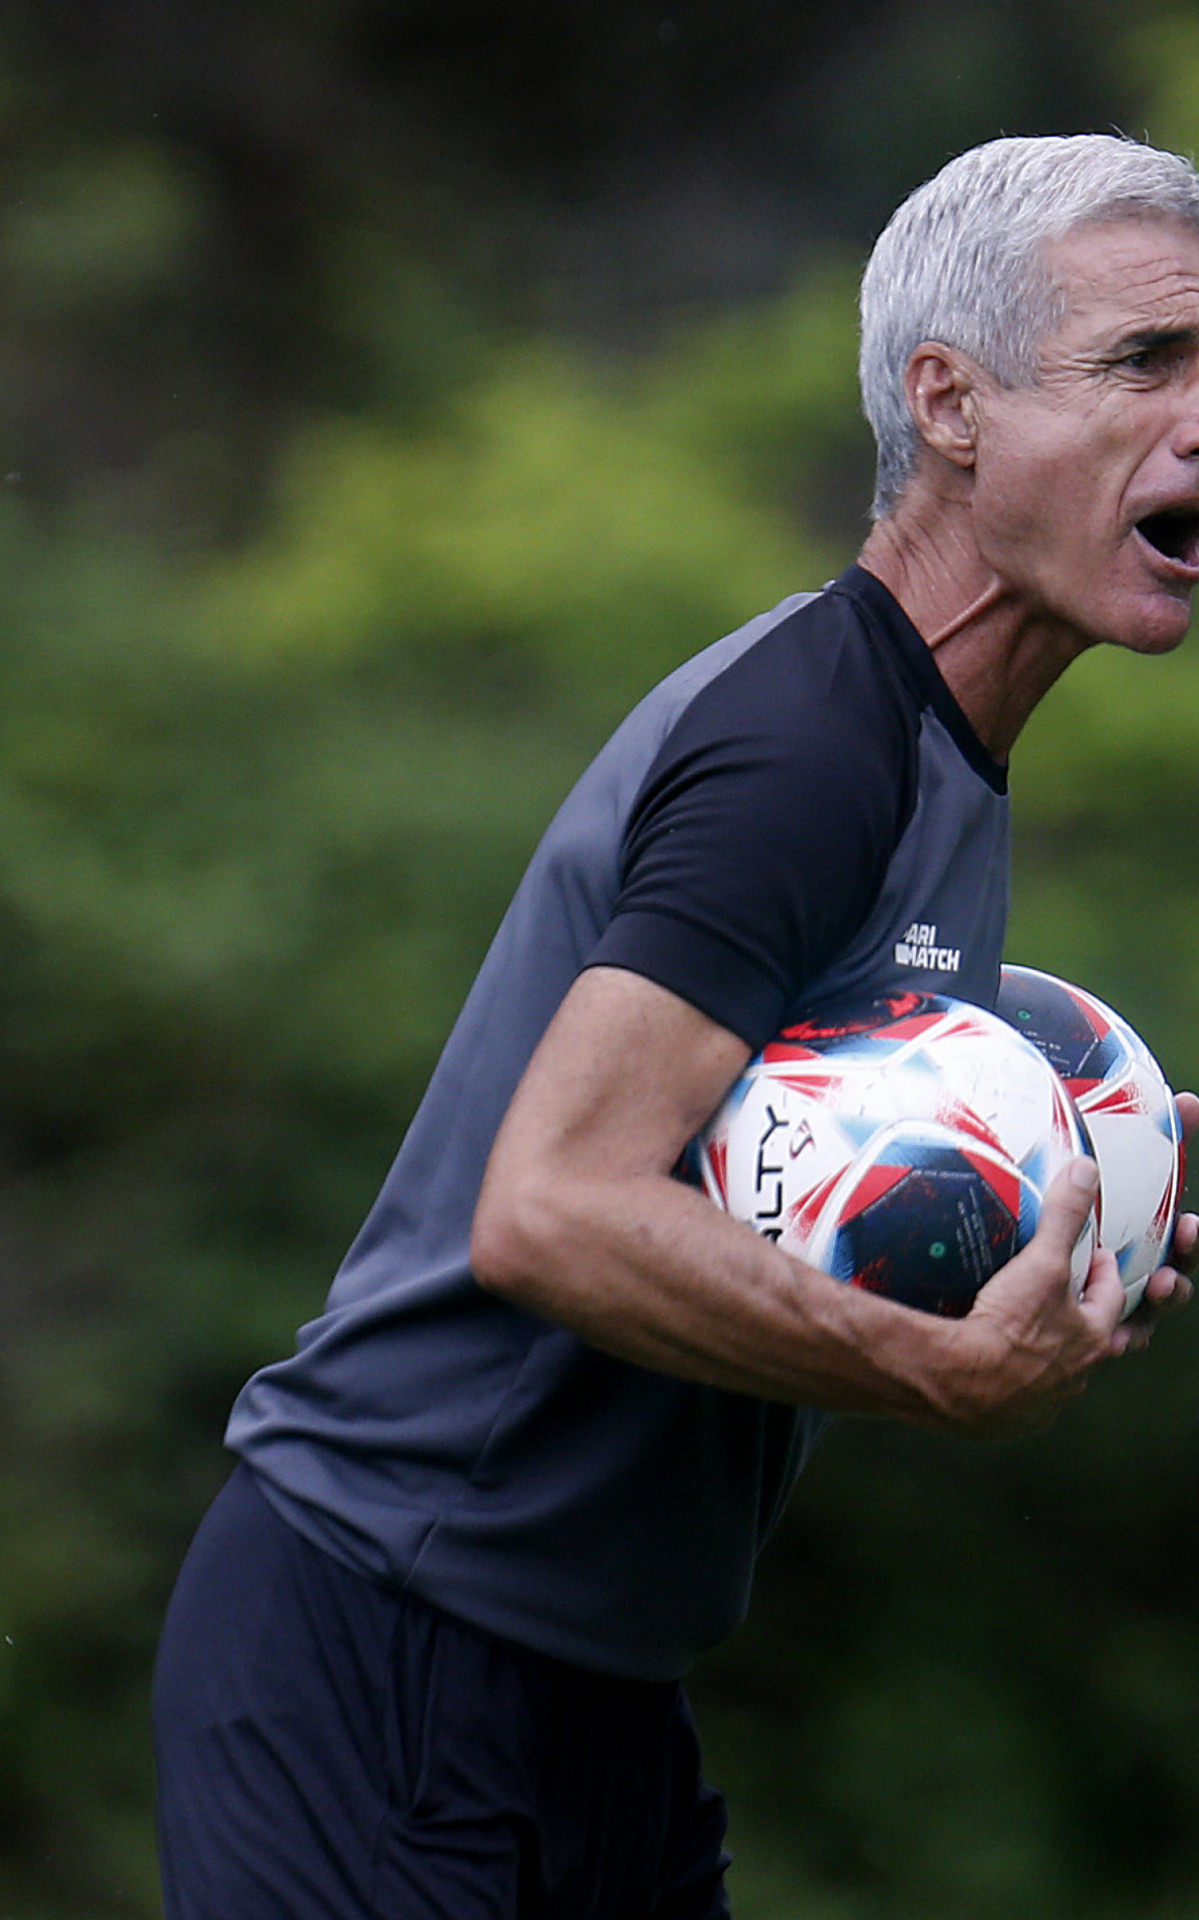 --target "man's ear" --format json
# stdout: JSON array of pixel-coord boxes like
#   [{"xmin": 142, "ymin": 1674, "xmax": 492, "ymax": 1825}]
[{"xmin": 904, "ymin": 342, "xmax": 983, "ymax": 471}]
